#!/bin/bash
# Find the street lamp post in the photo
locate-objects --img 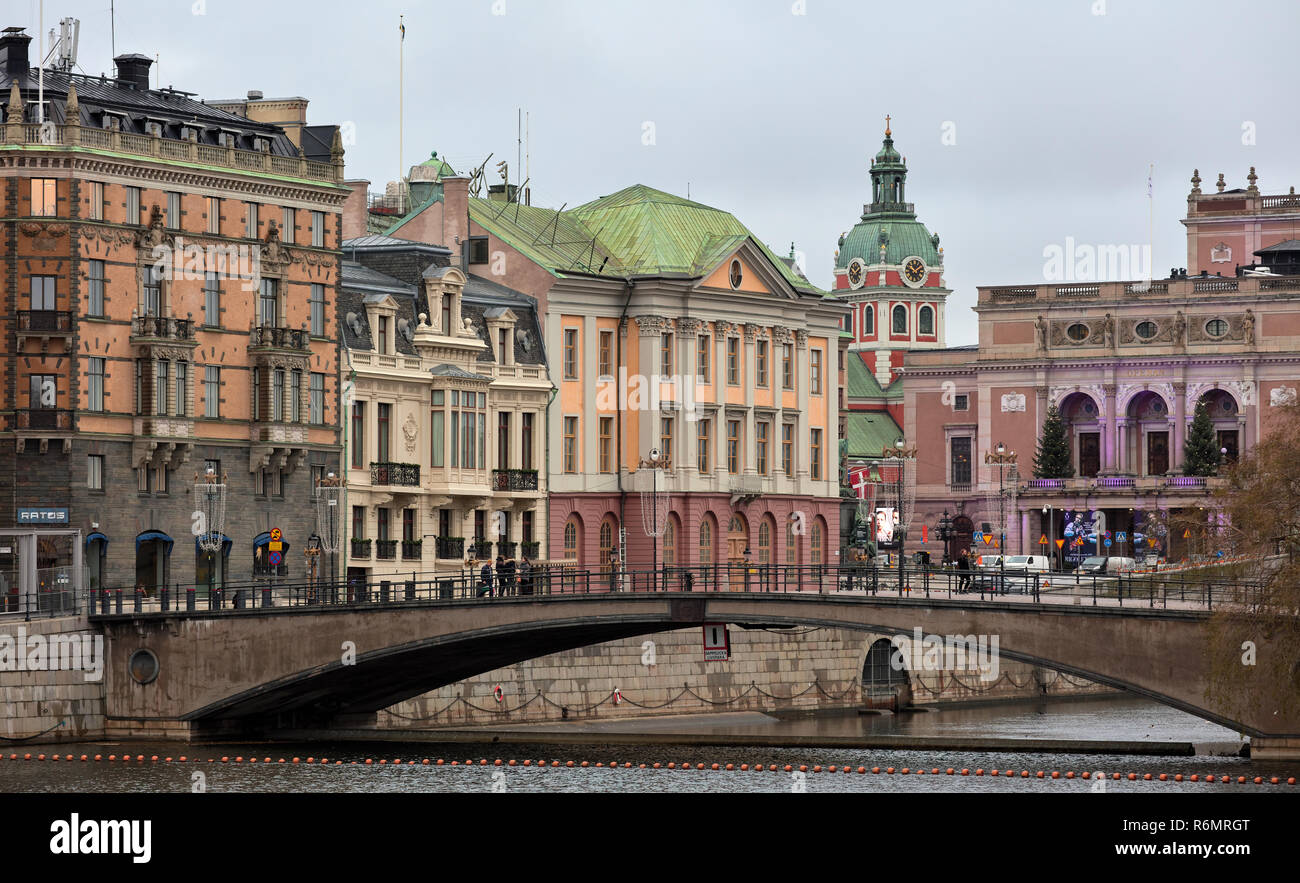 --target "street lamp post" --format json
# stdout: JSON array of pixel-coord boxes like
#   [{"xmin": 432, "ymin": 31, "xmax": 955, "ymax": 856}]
[
  {"xmin": 985, "ymin": 442, "xmax": 1018, "ymax": 591},
  {"xmin": 882, "ymin": 438, "xmax": 917, "ymax": 592},
  {"xmin": 1042, "ymin": 504, "xmax": 1055, "ymax": 572}
]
